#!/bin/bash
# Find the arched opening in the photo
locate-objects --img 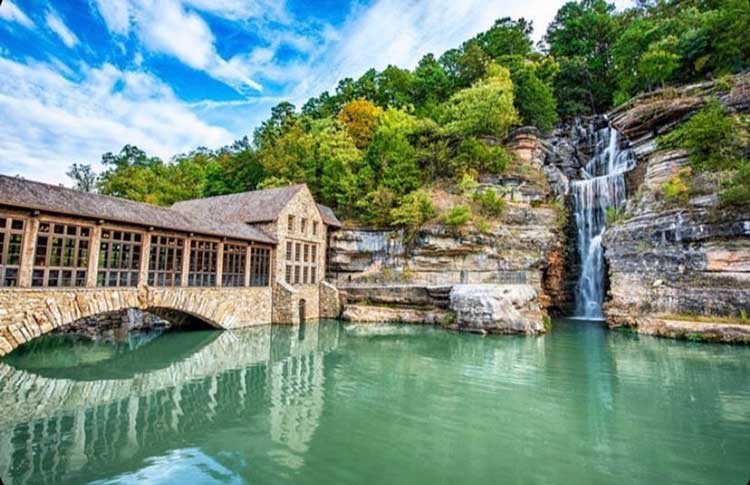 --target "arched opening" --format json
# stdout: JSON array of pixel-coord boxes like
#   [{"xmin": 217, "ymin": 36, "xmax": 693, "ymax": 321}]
[
  {"xmin": 53, "ymin": 308, "xmax": 216, "ymax": 342},
  {"xmin": 299, "ymin": 299, "xmax": 306, "ymax": 323}
]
